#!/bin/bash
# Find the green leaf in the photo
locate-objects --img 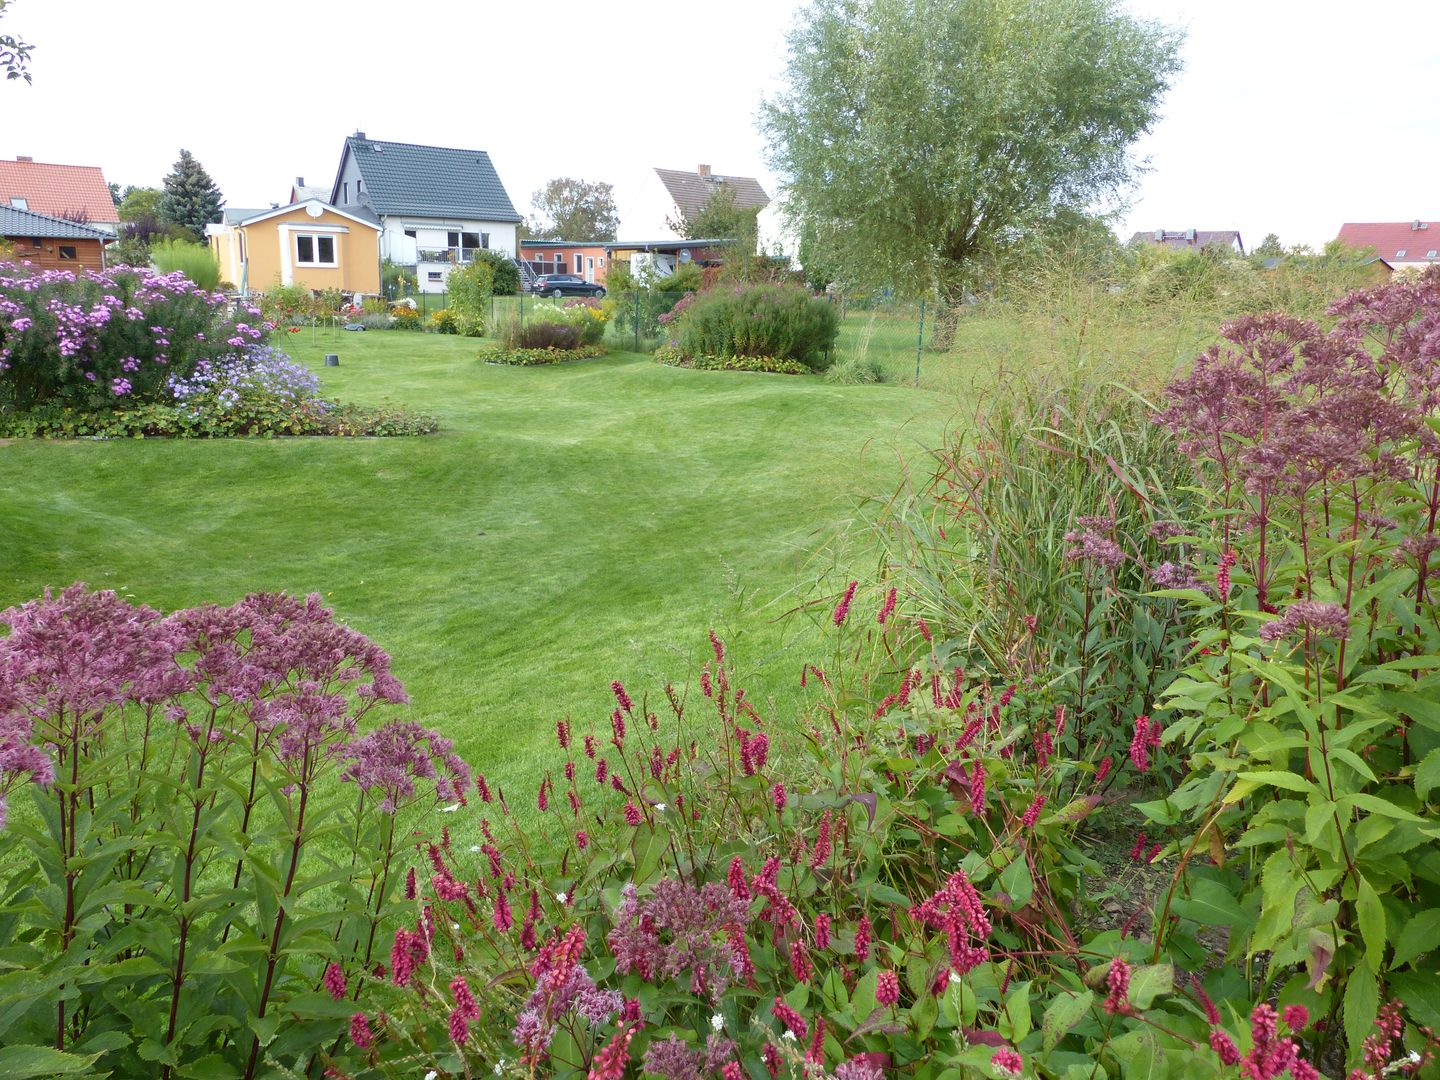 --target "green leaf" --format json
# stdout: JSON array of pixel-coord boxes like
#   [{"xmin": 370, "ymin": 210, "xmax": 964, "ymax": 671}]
[
  {"xmin": 1235, "ymin": 770, "xmax": 1317, "ymax": 794},
  {"xmin": 1109, "ymin": 1027, "xmax": 1162, "ymax": 1080},
  {"xmin": 0, "ymin": 1046, "xmax": 103, "ymax": 1078},
  {"xmin": 999, "ymin": 855, "xmax": 1033, "ymax": 908},
  {"xmin": 1355, "ymin": 877, "xmax": 1386, "ymax": 974},
  {"xmin": 1417, "ymin": 749, "xmax": 1440, "ymax": 802},
  {"xmin": 1170, "ymin": 879, "xmax": 1250, "ymax": 929},
  {"xmin": 1127, "ymin": 964, "xmax": 1174, "ymax": 1009},
  {"xmin": 1344, "ymin": 969, "xmax": 1380, "ymax": 1068},
  {"xmin": 1393, "ymin": 909, "xmax": 1440, "ymax": 968},
  {"xmin": 1041, "ymin": 989, "xmax": 1093, "ymax": 1053}
]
